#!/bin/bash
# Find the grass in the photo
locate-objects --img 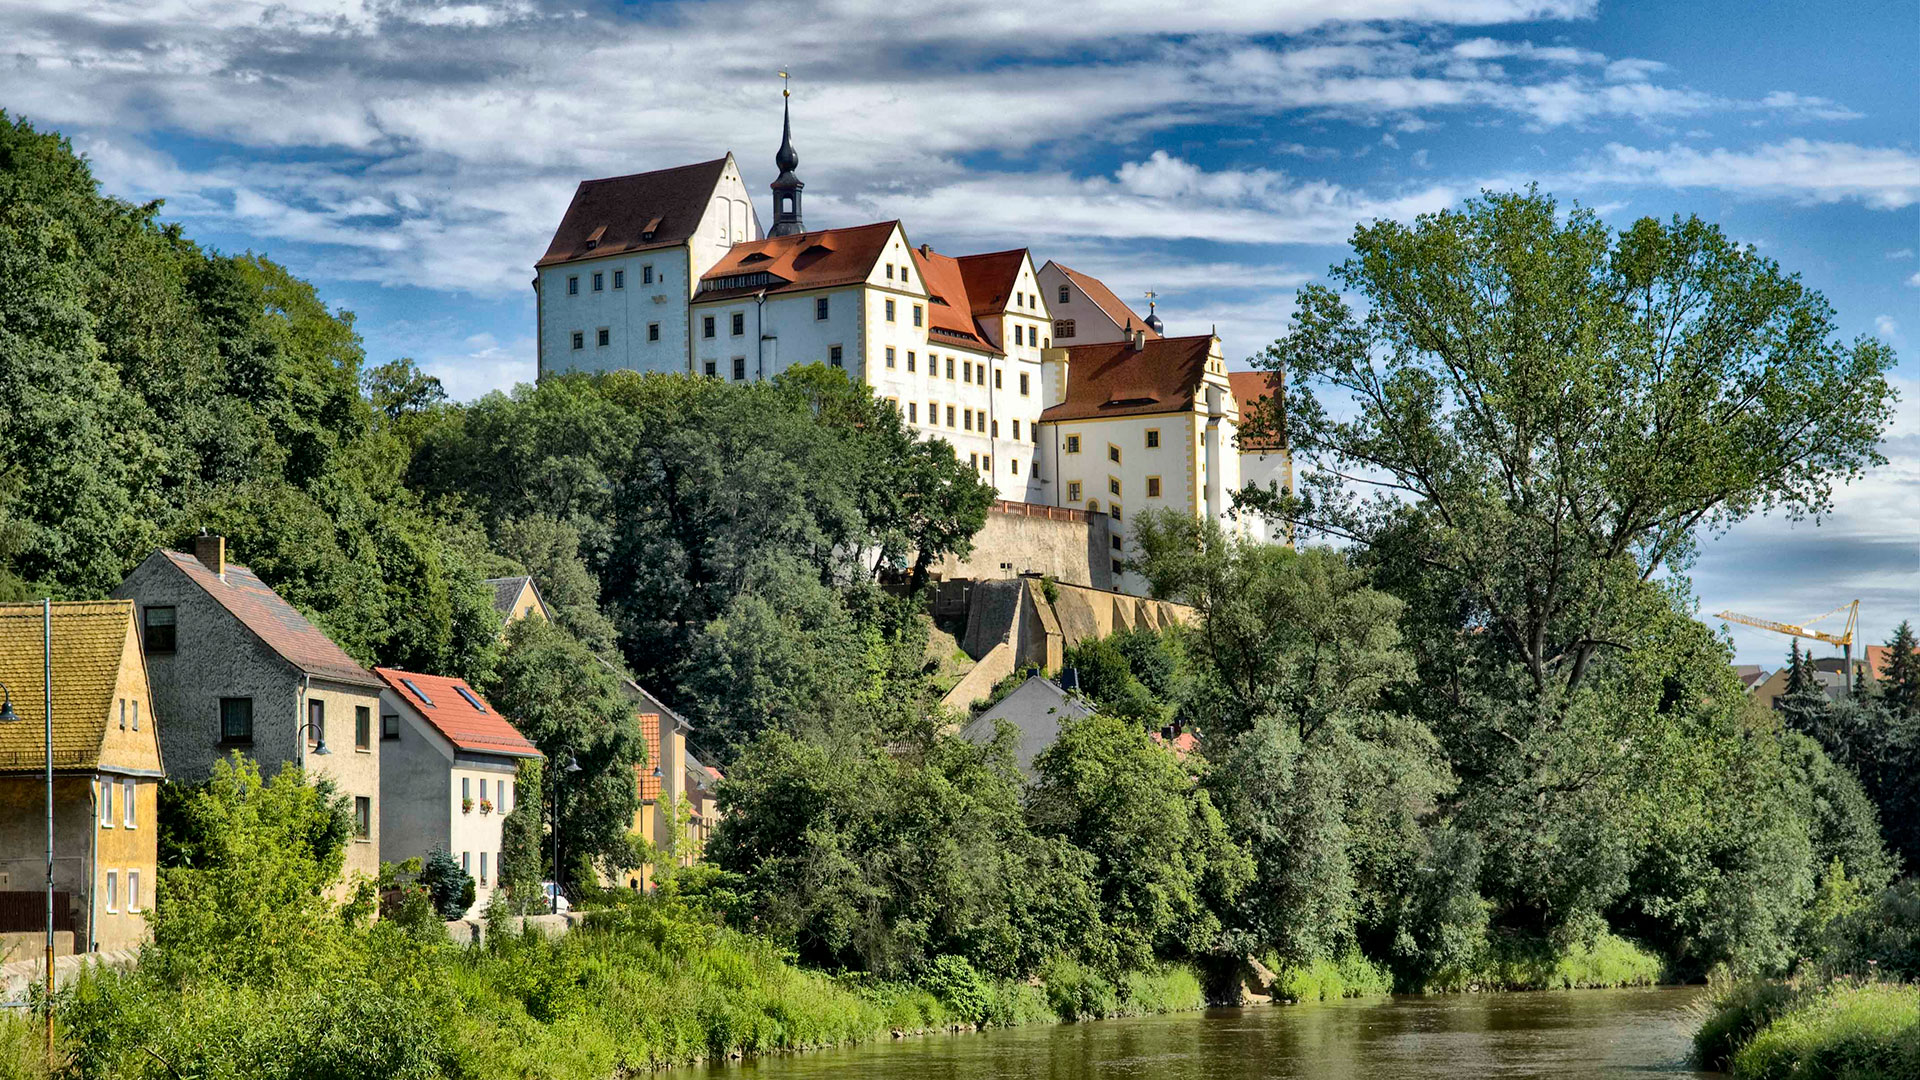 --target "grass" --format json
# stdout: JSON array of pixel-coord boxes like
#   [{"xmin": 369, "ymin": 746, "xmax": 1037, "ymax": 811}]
[
  {"xmin": 1041, "ymin": 958, "xmax": 1206, "ymax": 1021},
  {"xmin": 0, "ymin": 1013, "xmax": 50, "ymax": 1080},
  {"xmin": 1417, "ymin": 931, "xmax": 1665, "ymax": 993},
  {"xmin": 1724, "ymin": 981, "xmax": 1920, "ymax": 1080},
  {"xmin": 1266, "ymin": 949, "xmax": 1394, "ymax": 1003}
]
